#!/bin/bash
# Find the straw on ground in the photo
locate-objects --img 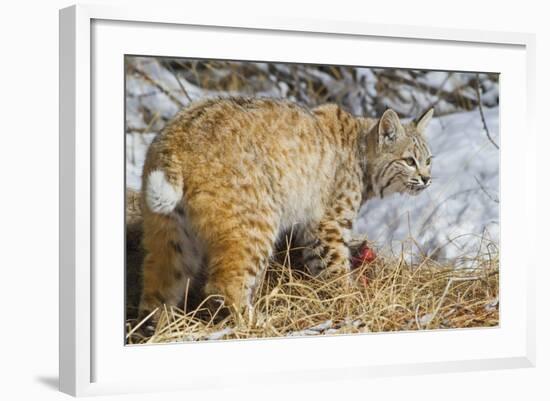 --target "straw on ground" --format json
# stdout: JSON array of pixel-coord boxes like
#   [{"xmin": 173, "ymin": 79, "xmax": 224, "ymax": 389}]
[{"xmin": 126, "ymin": 242, "xmax": 498, "ymax": 344}]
